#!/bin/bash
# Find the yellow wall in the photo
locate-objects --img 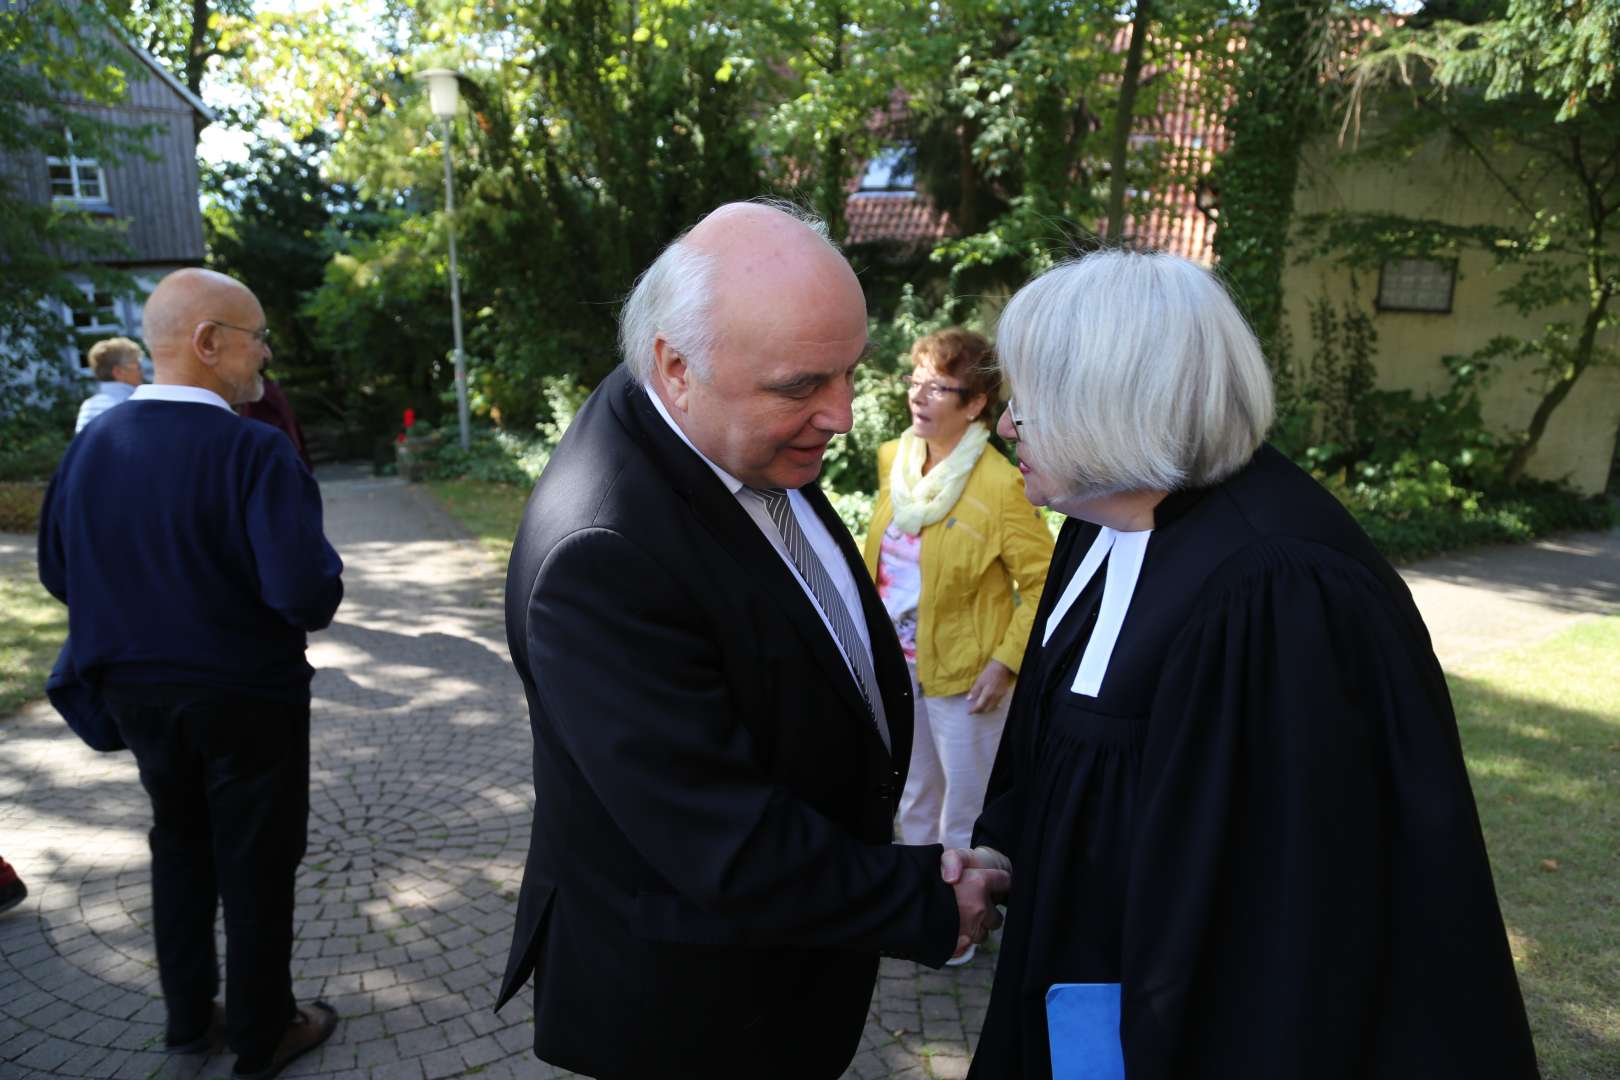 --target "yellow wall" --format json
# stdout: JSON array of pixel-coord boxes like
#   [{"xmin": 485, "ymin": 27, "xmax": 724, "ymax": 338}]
[{"xmin": 1281, "ymin": 136, "xmax": 1620, "ymax": 495}]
